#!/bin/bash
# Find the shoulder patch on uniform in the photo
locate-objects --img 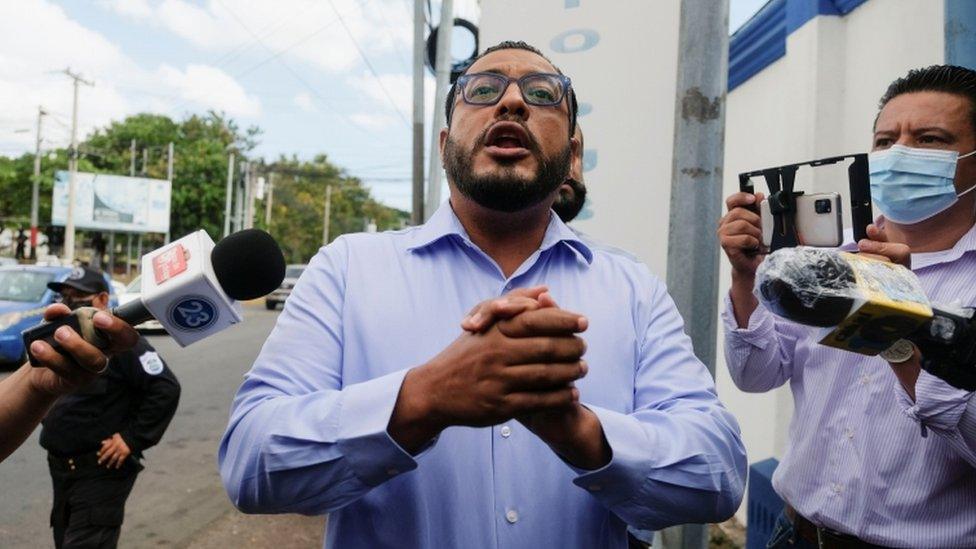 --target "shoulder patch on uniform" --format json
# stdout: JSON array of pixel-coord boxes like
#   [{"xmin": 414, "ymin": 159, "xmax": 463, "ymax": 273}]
[{"xmin": 139, "ymin": 351, "xmax": 164, "ymax": 375}]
